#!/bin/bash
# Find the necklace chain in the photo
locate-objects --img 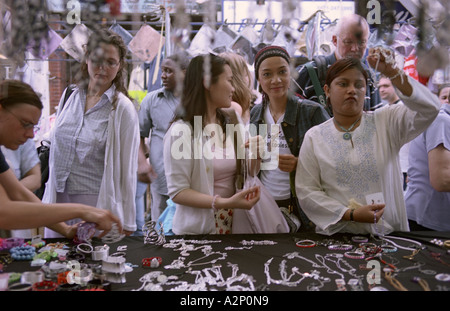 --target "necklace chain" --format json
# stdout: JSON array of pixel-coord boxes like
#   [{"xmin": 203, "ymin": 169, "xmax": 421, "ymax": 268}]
[
  {"xmin": 333, "ymin": 116, "xmax": 362, "ymax": 148},
  {"xmin": 333, "ymin": 116, "xmax": 362, "ymax": 133}
]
